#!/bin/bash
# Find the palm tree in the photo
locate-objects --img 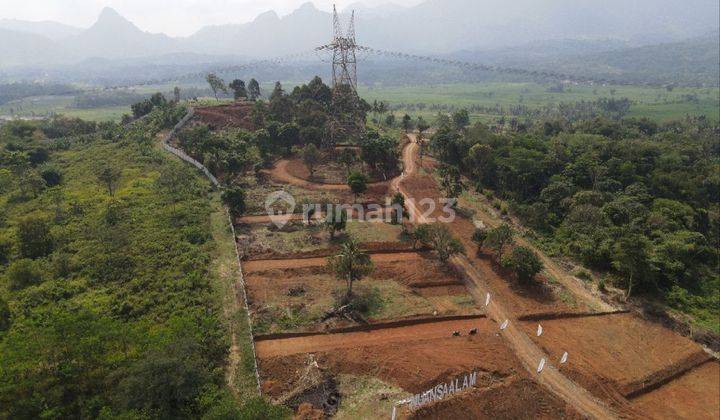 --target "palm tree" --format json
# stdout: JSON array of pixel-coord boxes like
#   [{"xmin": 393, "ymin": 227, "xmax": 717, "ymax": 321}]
[{"xmin": 327, "ymin": 238, "xmax": 374, "ymax": 302}]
